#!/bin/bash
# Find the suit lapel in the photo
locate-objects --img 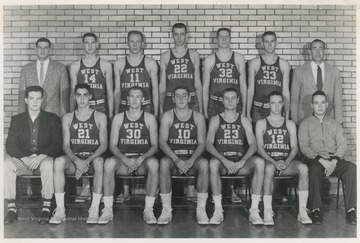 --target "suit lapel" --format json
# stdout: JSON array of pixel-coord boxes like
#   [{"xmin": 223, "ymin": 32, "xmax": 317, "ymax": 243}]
[{"xmin": 304, "ymin": 62, "xmax": 317, "ymax": 90}]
